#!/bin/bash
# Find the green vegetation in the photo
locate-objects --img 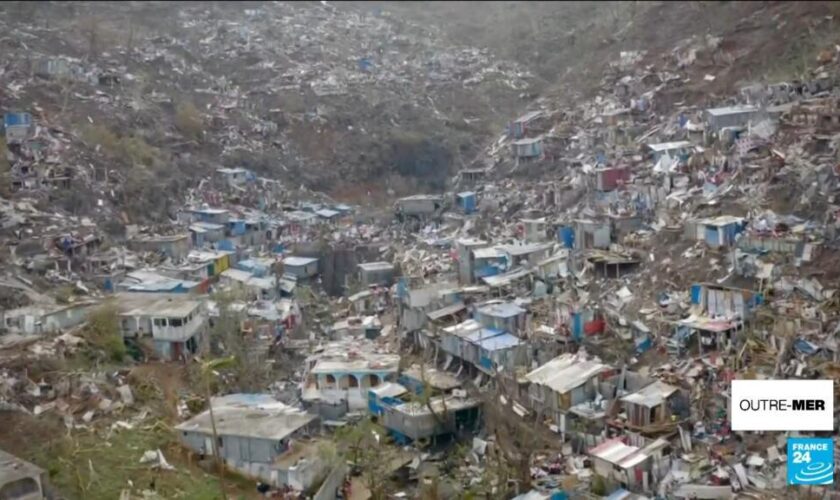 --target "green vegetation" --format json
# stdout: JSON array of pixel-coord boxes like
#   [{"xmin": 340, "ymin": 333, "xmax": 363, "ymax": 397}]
[
  {"xmin": 591, "ymin": 474, "xmax": 607, "ymax": 496},
  {"xmin": 334, "ymin": 418, "xmax": 394, "ymax": 500},
  {"xmin": 82, "ymin": 125, "xmax": 161, "ymax": 167},
  {"xmin": 175, "ymin": 102, "xmax": 204, "ymax": 141},
  {"xmin": 31, "ymin": 426, "xmax": 253, "ymax": 499},
  {"xmin": 82, "ymin": 302, "xmax": 126, "ymax": 362}
]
